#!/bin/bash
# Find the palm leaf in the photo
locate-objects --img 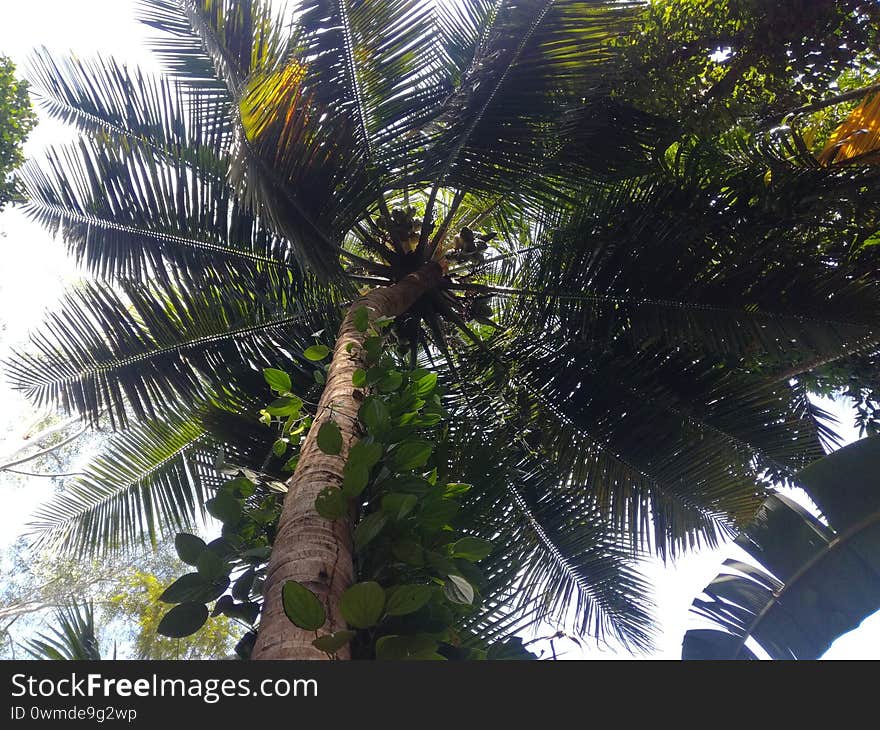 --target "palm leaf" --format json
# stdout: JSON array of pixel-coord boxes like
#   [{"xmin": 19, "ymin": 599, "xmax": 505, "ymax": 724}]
[
  {"xmin": 27, "ymin": 417, "xmax": 217, "ymax": 556},
  {"xmin": 19, "ymin": 136, "xmax": 299, "ymax": 284},
  {"xmin": 5, "ymin": 275, "xmax": 340, "ymax": 425},
  {"xmin": 455, "ymin": 333, "xmax": 839, "ymax": 557},
  {"xmin": 295, "ymin": 0, "xmax": 449, "ymax": 170},
  {"xmin": 25, "ymin": 602, "xmax": 102, "ymax": 660},
  {"xmin": 26, "ymin": 49, "xmax": 230, "ymax": 157},
  {"xmin": 421, "ymin": 0, "xmax": 652, "ymax": 207},
  {"xmin": 137, "ymin": 0, "xmax": 287, "ymax": 95},
  {"xmin": 817, "ymin": 90, "xmax": 880, "ymax": 166},
  {"xmin": 439, "ymin": 380, "xmax": 656, "ymax": 651}
]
